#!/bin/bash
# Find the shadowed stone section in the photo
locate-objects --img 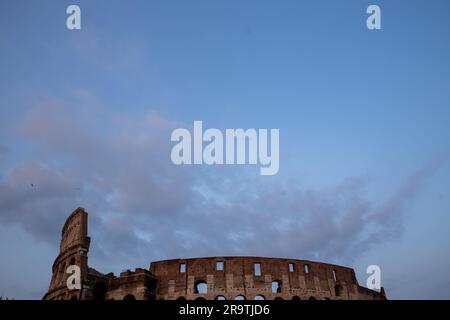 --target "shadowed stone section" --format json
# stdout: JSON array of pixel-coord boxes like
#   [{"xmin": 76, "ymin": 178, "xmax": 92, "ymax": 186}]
[{"xmin": 43, "ymin": 208, "xmax": 386, "ymax": 300}]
